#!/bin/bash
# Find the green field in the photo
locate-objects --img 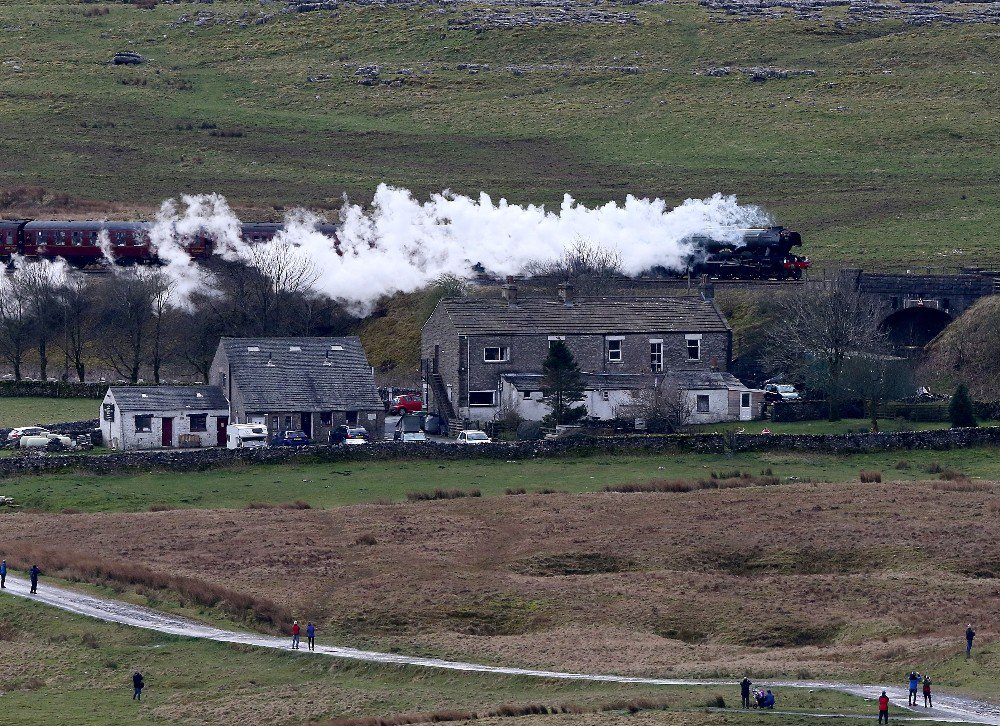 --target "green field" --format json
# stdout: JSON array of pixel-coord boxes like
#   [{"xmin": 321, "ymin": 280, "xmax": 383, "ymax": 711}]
[
  {"xmin": 0, "ymin": 397, "xmax": 99, "ymax": 428},
  {"xmin": 0, "ymin": 595, "xmax": 900, "ymax": 726},
  {"xmin": 1, "ymin": 446, "xmax": 997, "ymax": 512},
  {"xmin": 0, "ymin": 1, "xmax": 997, "ymax": 268}
]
